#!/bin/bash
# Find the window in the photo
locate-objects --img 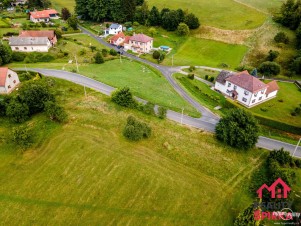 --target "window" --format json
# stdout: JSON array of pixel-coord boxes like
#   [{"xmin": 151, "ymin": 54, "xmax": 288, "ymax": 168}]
[
  {"xmin": 259, "ymin": 97, "xmax": 262, "ymax": 101},
  {"xmin": 244, "ymin": 91, "xmax": 249, "ymax": 95},
  {"xmin": 252, "ymin": 99, "xmax": 255, "ymax": 103},
  {"xmin": 234, "ymin": 85, "xmax": 237, "ymax": 90},
  {"xmin": 13, "ymin": 80, "xmax": 16, "ymax": 84},
  {"xmin": 24, "ymin": 47, "xmax": 27, "ymax": 50},
  {"xmin": 242, "ymin": 97, "xmax": 247, "ymax": 102},
  {"xmin": 15, "ymin": 47, "xmax": 19, "ymax": 50},
  {"xmin": 8, "ymin": 85, "xmax": 11, "ymax": 89},
  {"xmin": 254, "ymin": 93, "xmax": 258, "ymax": 97},
  {"xmin": 8, "ymin": 74, "xmax": 11, "ymax": 78},
  {"xmin": 261, "ymin": 90, "xmax": 264, "ymax": 94},
  {"xmin": 228, "ymin": 82, "xmax": 231, "ymax": 87}
]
